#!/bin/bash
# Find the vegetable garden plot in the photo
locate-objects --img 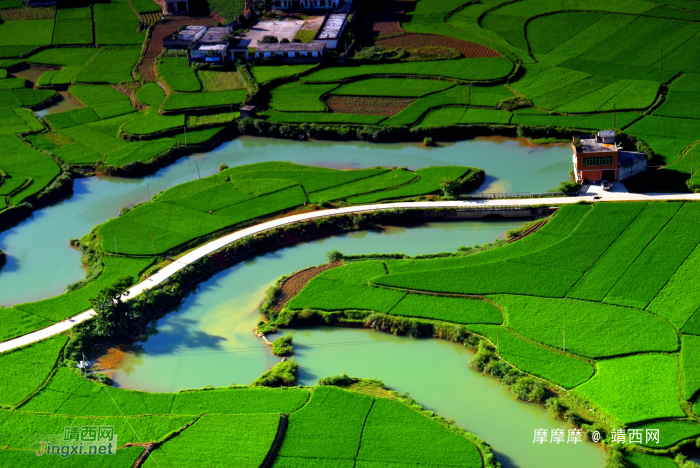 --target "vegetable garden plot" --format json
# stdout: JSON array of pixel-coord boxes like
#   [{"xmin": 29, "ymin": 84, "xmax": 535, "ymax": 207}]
[
  {"xmin": 158, "ymin": 57, "xmax": 201, "ymax": 92},
  {"xmin": 12, "ymin": 256, "xmax": 154, "ymax": 322},
  {"xmin": 74, "ymin": 46, "xmax": 141, "ymax": 84},
  {"xmin": 605, "ymin": 202, "xmax": 700, "ymax": 310},
  {"xmin": 468, "ymin": 324, "xmax": 594, "ymax": 388},
  {"xmin": 196, "ymin": 69, "xmax": 247, "ymax": 91},
  {"xmin": 567, "ymin": 202, "xmax": 681, "ymax": 301},
  {"xmin": 0, "ymin": 335, "xmax": 67, "ymax": 407},
  {"xmin": 302, "ymin": 58, "xmax": 514, "ymax": 82},
  {"xmin": 143, "ymin": 414, "xmax": 280, "ymax": 468},
  {"xmin": 331, "ymin": 78, "xmax": 453, "ymax": 98},
  {"xmin": 390, "ymin": 294, "xmax": 503, "ymax": 325},
  {"xmin": 491, "ymin": 295, "xmax": 678, "ymax": 358},
  {"xmin": 278, "ymin": 386, "xmax": 374, "ymax": 460},
  {"xmin": 575, "ymin": 353, "xmax": 684, "ymax": 424},
  {"xmin": 358, "ymin": 398, "xmax": 482, "ymax": 467},
  {"xmin": 170, "ymin": 387, "xmax": 309, "ymax": 415}
]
